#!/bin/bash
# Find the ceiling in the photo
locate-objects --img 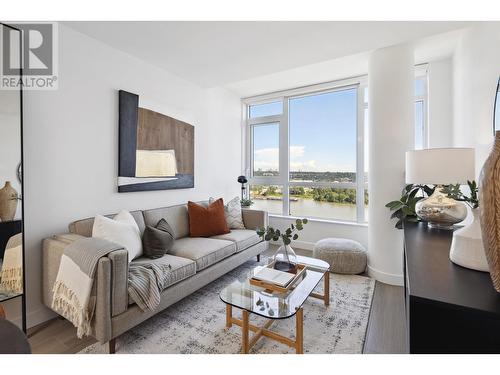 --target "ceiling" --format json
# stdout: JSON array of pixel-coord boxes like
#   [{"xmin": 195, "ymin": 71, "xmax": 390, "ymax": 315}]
[{"xmin": 65, "ymin": 21, "xmax": 473, "ymax": 88}]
